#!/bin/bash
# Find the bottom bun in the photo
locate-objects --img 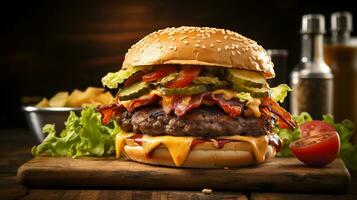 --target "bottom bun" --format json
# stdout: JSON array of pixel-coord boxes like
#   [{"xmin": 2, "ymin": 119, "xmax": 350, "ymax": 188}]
[{"xmin": 123, "ymin": 141, "xmax": 276, "ymax": 168}]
